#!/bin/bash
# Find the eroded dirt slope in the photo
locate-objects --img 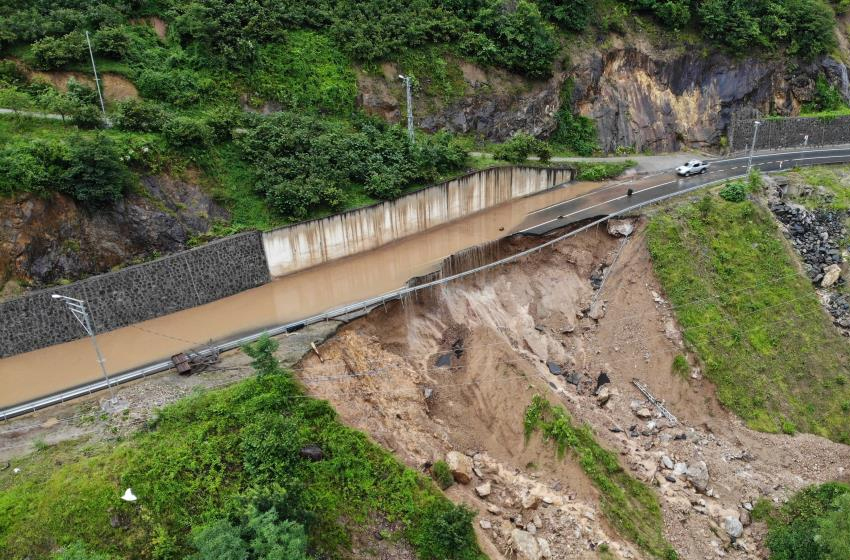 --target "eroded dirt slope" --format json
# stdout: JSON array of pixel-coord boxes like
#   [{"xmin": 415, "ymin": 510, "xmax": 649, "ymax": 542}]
[{"xmin": 298, "ymin": 221, "xmax": 850, "ymax": 559}]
